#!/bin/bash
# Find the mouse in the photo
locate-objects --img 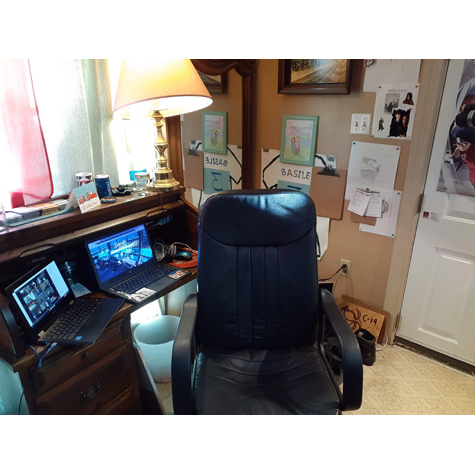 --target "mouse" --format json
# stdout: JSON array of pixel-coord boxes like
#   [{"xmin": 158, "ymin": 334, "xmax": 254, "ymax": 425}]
[{"xmin": 174, "ymin": 250, "xmax": 193, "ymax": 261}]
